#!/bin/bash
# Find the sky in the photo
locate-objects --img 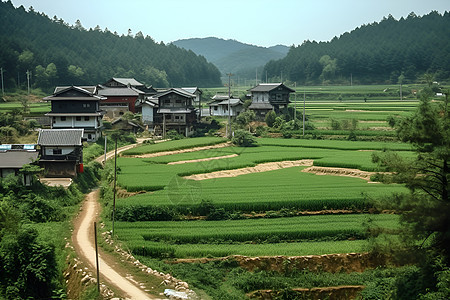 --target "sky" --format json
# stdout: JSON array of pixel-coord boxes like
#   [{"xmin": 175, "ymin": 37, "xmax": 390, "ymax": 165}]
[{"xmin": 8, "ymin": 0, "xmax": 450, "ymax": 47}]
